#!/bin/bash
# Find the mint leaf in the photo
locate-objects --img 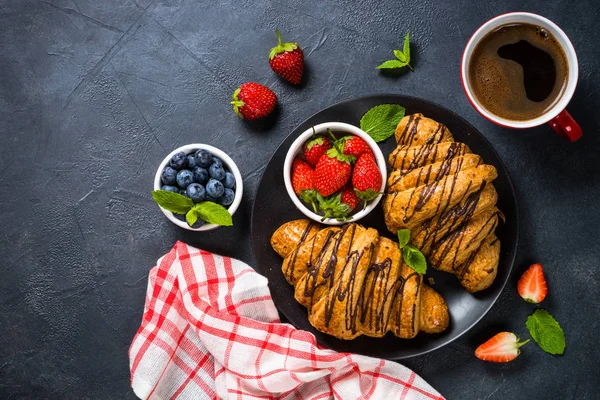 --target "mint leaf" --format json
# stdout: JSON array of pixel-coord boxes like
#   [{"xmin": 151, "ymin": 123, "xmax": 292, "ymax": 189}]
[
  {"xmin": 192, "ymin": 201, "xmax": 233, "ymax": 226},
  {"xmin": 376, "ymin": 59, "xmax": 407, "ymax": 69},
  {"xmin": 359, "ymin": 104, "xmax": 406, "ymax": 142},
  {"xmin": 393, "ymin": 50, "xmax": 406, "ymax": 62},
  {"xmin": 377, "ymin": 32, "xmax": 413, "ymax": 72},
  {"xmin": 186, "ymin": 209, "xmax": 198, "ymax": 226},
  {"xmin": 403, "ymin": 31, "xmax": 411, "ymax": 66},
  {"xmin": 152, "ymin": 190, "xmax": 194, "ymax": 214},
  {"xmin": 526, "ymin": 309, "xmax": 566, "ymax": 355},
  {"xmin": 402, "ymin": 32, "xmax": 410, "ymax": 63},
  {"xmin": 402, "ymin": 245, "xmax": 427, "ymax": 274},
  {"xmin": 397, "ymin": 228, "xmax": 426, "ymax": 273},
  {"xmin": 397, "ymin": 229, "xmax": 411, "ymax": 248}
]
